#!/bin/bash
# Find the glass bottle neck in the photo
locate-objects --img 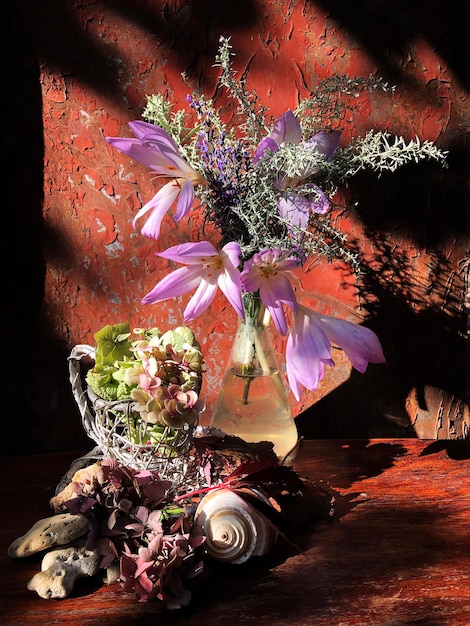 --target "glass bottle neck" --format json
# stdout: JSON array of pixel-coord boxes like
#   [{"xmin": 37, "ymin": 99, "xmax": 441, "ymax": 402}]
[{"xmin": 241, "ymin": 293, "xmax": 266, "ymax": 329}]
